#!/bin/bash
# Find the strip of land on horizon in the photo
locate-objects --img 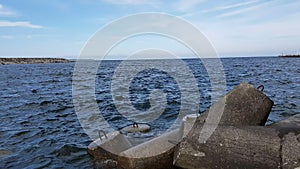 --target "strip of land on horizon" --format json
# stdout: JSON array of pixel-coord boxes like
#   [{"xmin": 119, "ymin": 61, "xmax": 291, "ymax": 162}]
[{"xmin": 0, "ymin": 58, "xmax": 70, "ymax": 65}]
